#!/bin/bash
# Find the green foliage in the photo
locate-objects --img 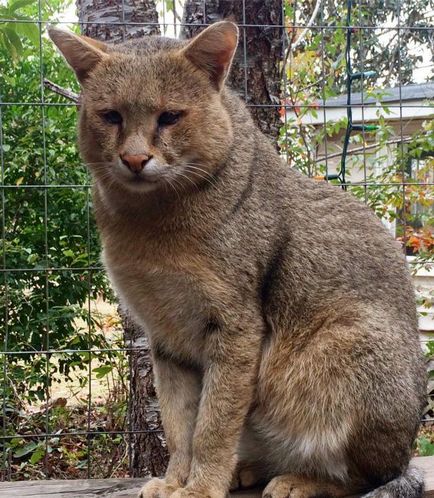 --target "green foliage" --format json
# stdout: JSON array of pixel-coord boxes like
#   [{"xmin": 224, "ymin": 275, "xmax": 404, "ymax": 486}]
[
  {"xmin": 416, "ymin": 435, "xmax": 434, "ymax": 456},
  {"xmin": 0, "ymin": 0, "xmax": 73, "ymax": 58},
  {"xmin": 0, "ymin": 22, "xmax": 113, "ymax": 408},
  {"xmin": 2, "ymin": 331, "xmax": 129, "ymax": 479},
  {"xmin": 0, "ymin": 0, "xmax": 39, "ymax": 57}
]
